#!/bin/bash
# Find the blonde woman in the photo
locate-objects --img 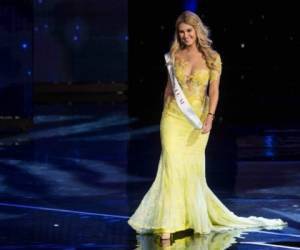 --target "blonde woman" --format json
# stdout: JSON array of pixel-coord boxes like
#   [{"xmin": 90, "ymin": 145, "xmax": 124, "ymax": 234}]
[{"xmin": 128, "ymin": 10, "xmax": 286, "ymax": 241}]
